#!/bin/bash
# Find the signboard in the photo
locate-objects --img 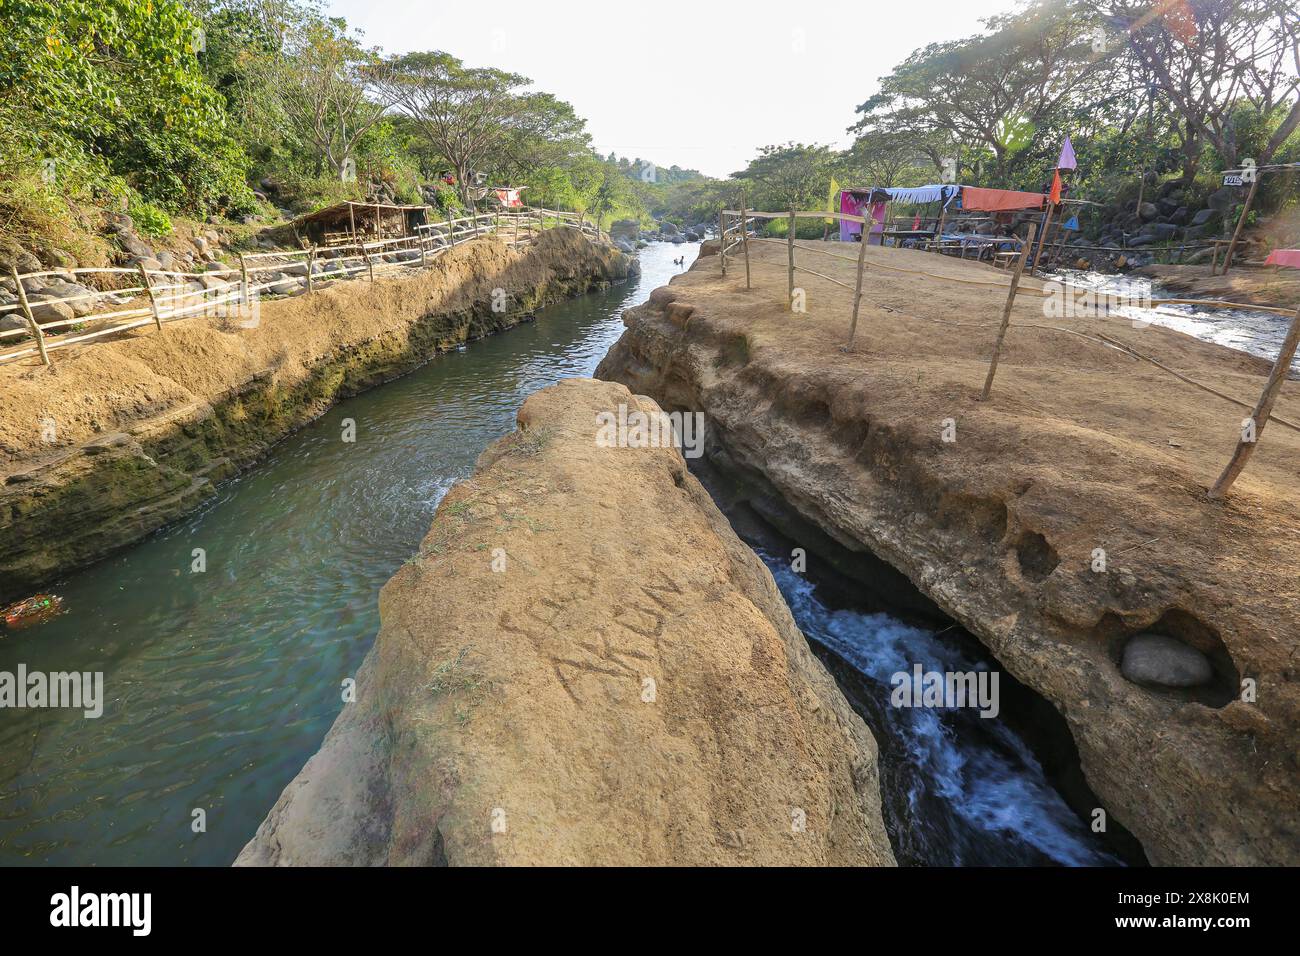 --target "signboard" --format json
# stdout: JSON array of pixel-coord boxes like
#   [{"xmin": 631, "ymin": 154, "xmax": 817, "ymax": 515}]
[{"xmin": 1222, "ymin": 174, "xmax": 1244, "ymax": 186}]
